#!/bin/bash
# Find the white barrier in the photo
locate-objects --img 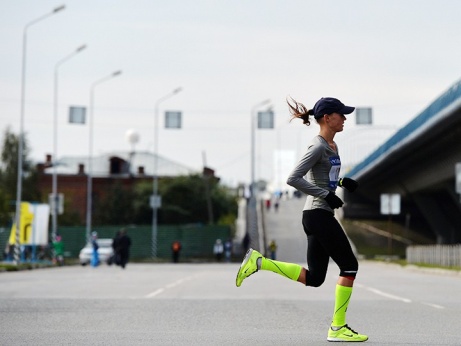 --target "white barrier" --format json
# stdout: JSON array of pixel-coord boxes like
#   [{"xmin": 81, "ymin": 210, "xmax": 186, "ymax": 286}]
[{"xmin": 406, "ymin": 245, "xmax": 461, "ymax": 267}]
